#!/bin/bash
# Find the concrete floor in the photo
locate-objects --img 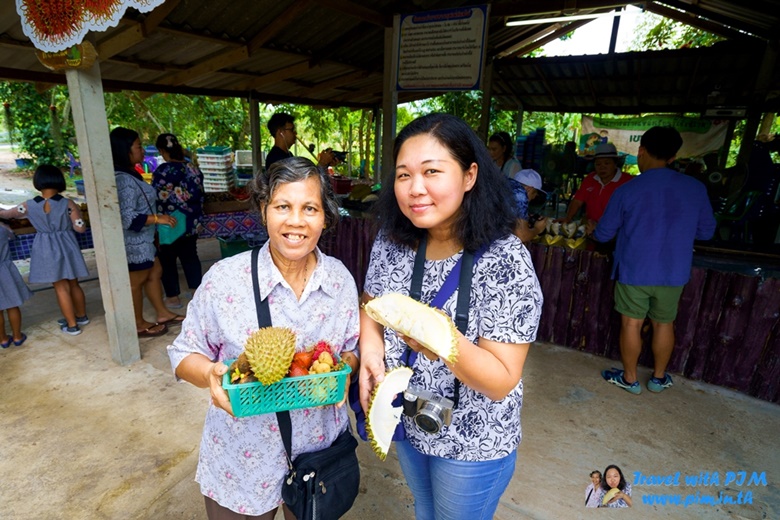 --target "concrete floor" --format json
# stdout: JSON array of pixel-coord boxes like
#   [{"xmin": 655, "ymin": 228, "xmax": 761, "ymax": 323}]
[{"xmin": 1, "ymin": 238, "xmax": 778, "ymax": 520}]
